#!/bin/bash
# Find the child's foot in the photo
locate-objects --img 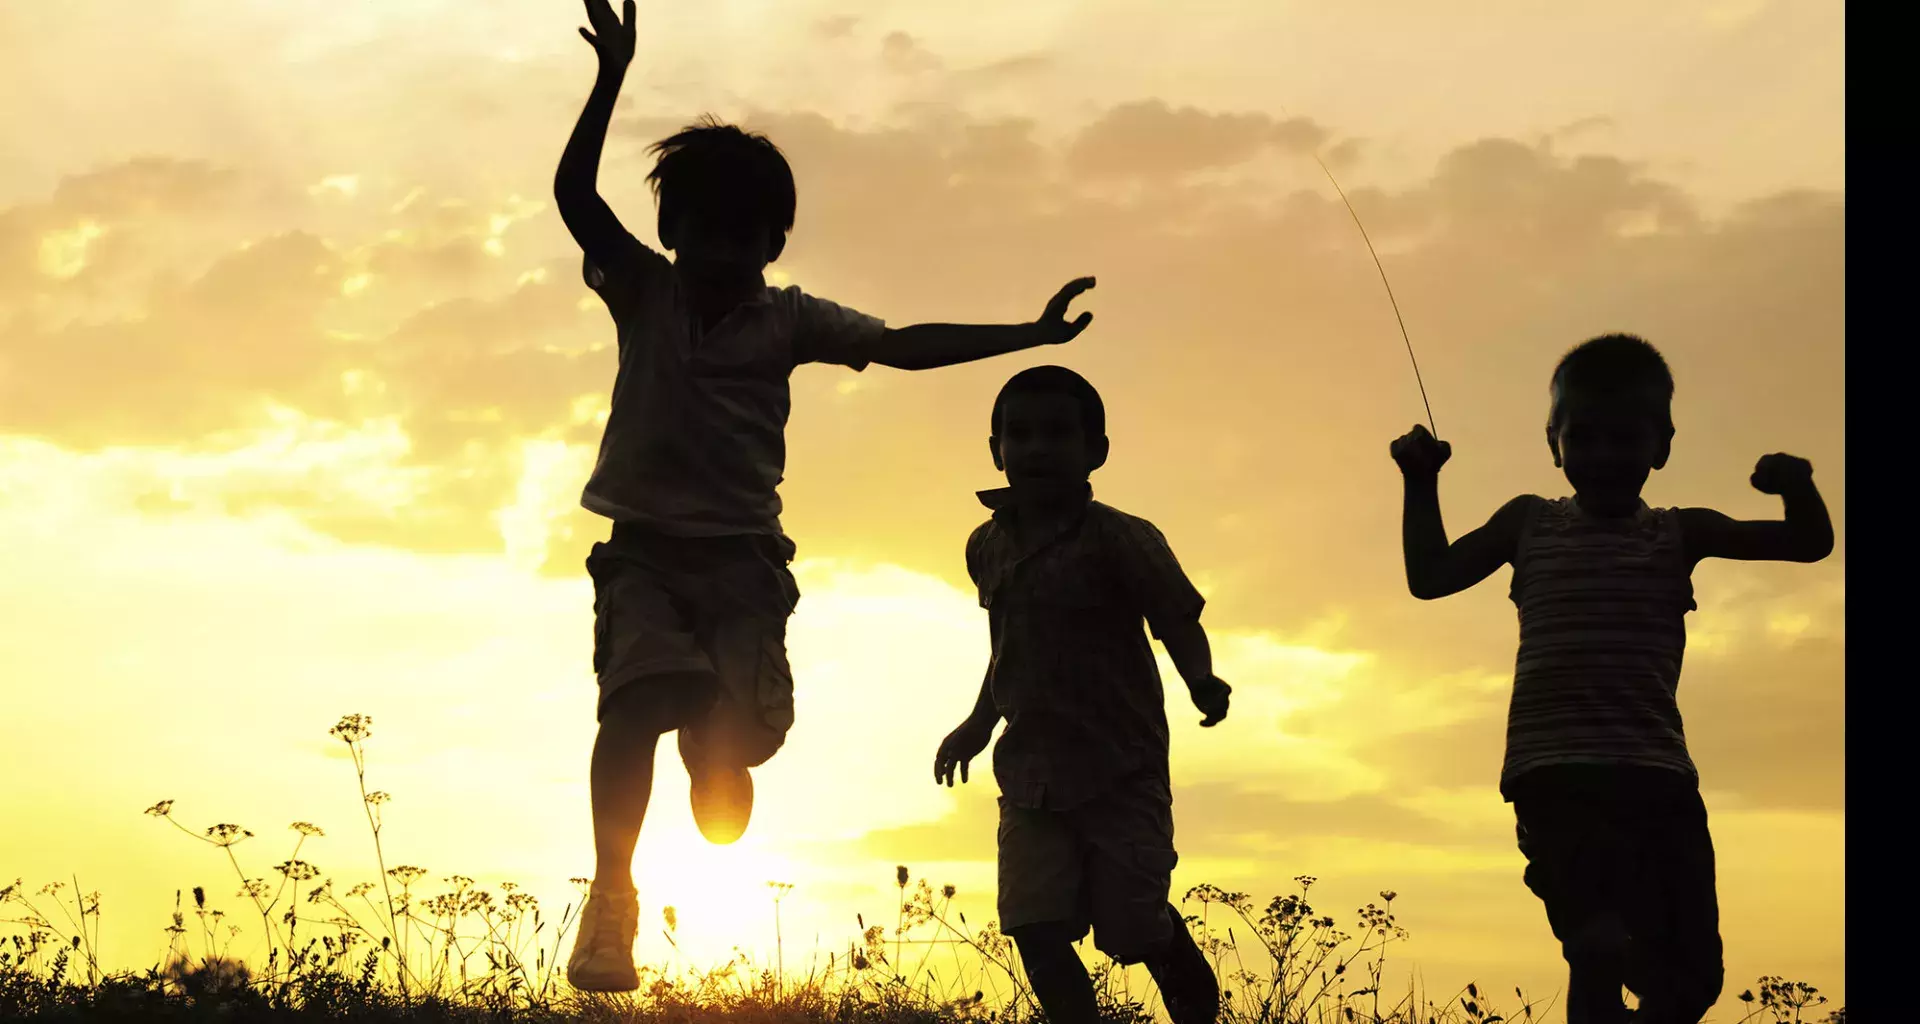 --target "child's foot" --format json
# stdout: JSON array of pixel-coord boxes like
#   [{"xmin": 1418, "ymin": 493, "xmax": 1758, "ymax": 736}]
[
  {"xmin": 567, "ymin": 885, "xmax": 639, "ymax": 992},
  {"xmin": 1148, "ymin": 905, "xmax": 1220, "ymax": 1024},
  {"xmin": 688, "ymin": 761, "xmax": 754, "ymax": 845}
]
